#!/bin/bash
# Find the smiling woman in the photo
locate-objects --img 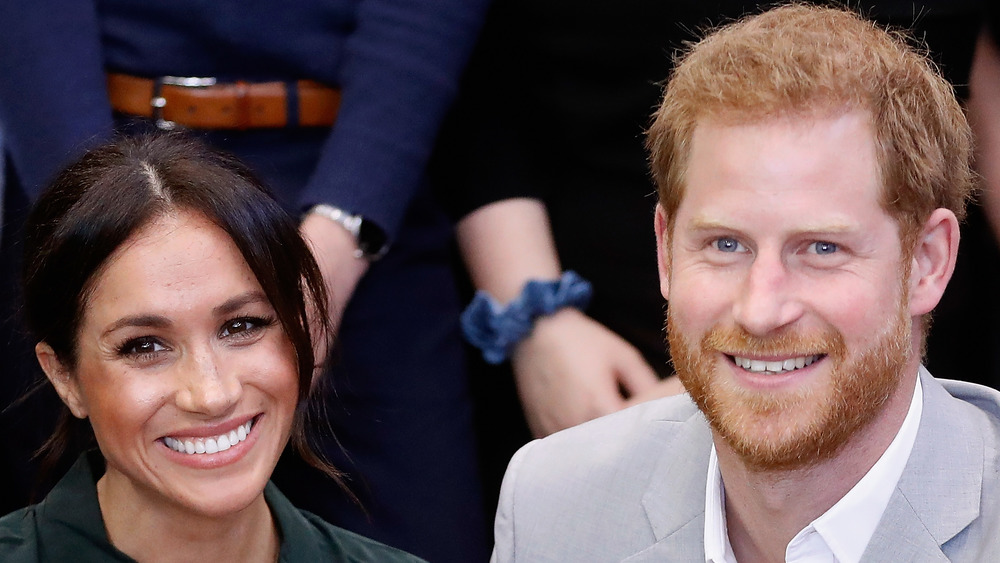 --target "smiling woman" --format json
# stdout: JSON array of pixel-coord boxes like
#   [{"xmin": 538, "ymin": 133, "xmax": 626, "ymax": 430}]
[{"xmin": 0, "ymin": 134, "xmax": 423, "ymax": 562}]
